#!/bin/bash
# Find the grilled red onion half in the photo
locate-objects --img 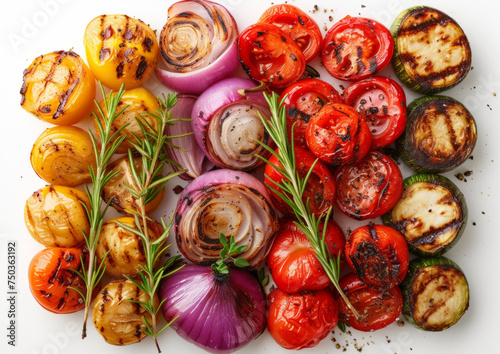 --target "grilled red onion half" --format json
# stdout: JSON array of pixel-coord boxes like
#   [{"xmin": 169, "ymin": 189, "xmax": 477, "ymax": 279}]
[
  {"xmin": 160, "ymin": 263, "xmax": 266, "ymax": 353},
  {"xmin": 175, "ymin": 169, "xmax": 280, "ymax": 268},
  {"xmin": 191, "ymin": 77, "xmax": 273, "ymax": 171},
  {"xmin": 156, "ymin": 0, "xmax": 239, "ymax": 94},
  {"xmin": 165, "ymin": 94, "xmax": 214, "ymax": 180}
]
